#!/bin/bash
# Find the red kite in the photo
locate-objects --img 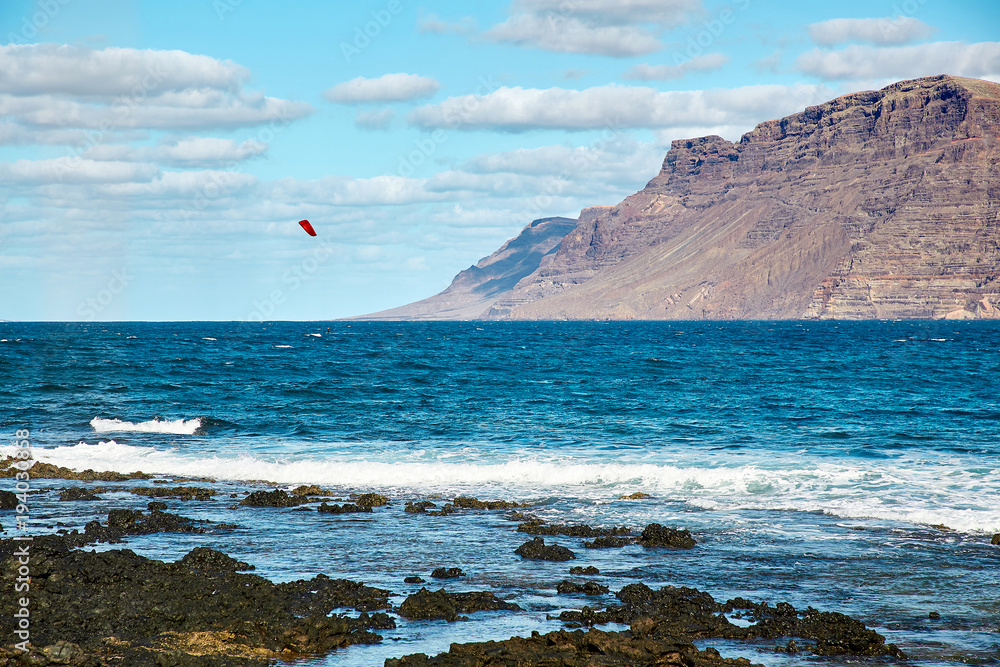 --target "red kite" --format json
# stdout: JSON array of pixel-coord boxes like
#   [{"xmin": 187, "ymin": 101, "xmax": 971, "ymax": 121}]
[{"xmin": 298, "ymin": 220, "xmax": 317, "ymax": 236}]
